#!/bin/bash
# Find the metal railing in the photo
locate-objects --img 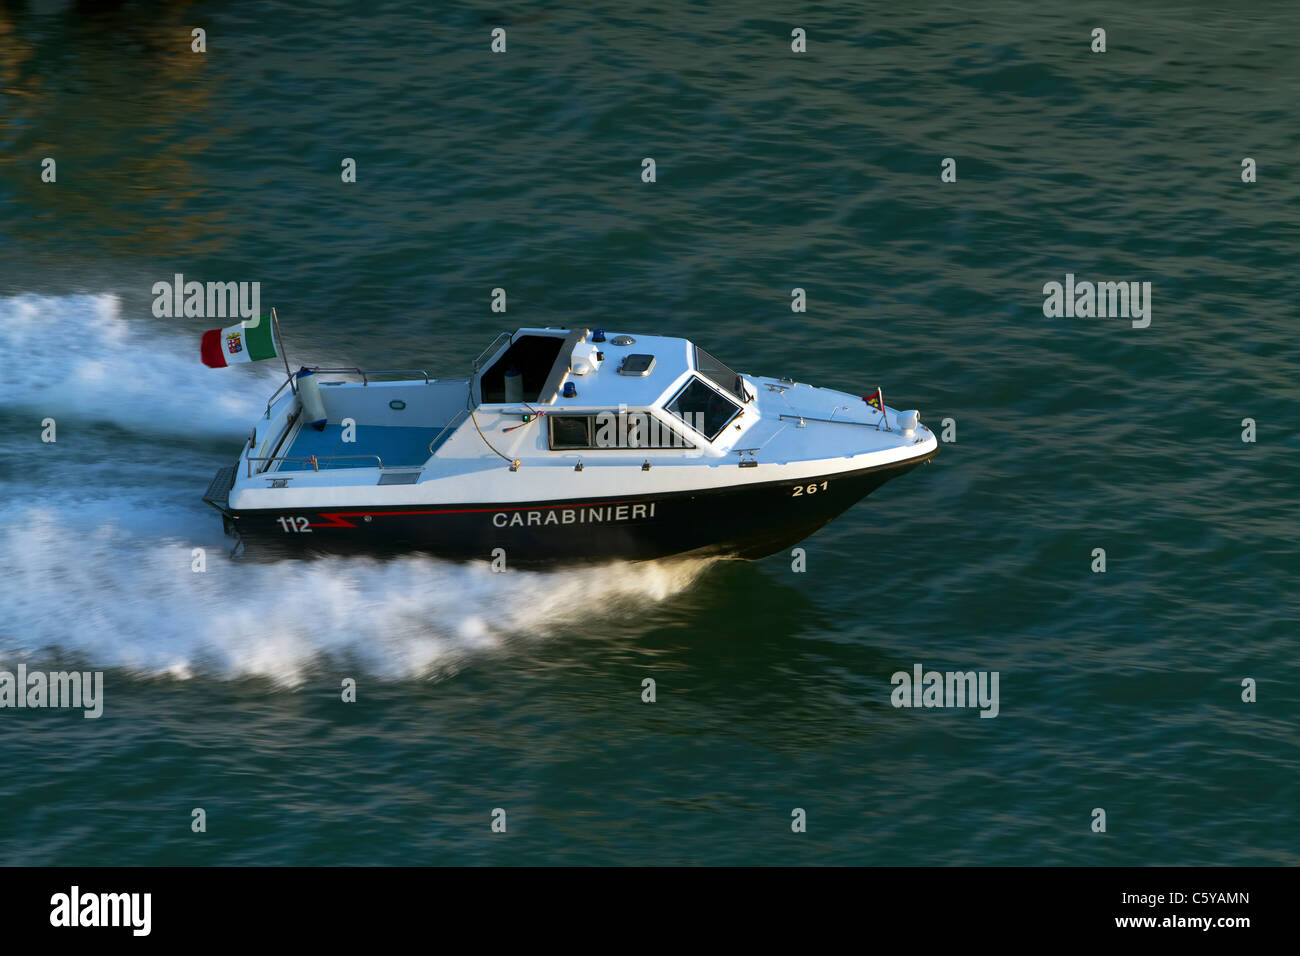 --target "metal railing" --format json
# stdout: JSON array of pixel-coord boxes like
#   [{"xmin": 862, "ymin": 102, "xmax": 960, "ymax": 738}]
[
  {"xmin": 429, "ymin": 409, "xmax": 470, "ymax": 456},
  {"xmin": 472, "ymin": 332, "xmax": 512, "ymax": 372},
  {"xmin": 264, "ymin": 373, "xmax": 297, "ymax": 419},
  {"xmin": 263, "ymin": 367, "xmax": 434, "ymax": 418},
  {"xmin": 247, "ymin": 454, "xmax": 385, "ymax": 477},
  {"xmin": 309, "ymin": 367, "xmax": 432, "ymax": 385},
  {"xmin": 778, "ymin": 412, "xmax": 886, "ymax": 430}
]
